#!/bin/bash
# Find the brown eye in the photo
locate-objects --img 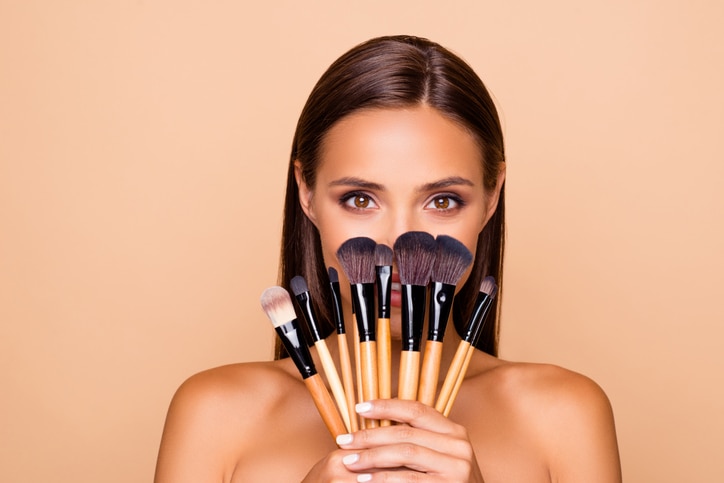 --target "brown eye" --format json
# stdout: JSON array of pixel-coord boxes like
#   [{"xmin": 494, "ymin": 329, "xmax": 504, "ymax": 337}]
[
  {"xmin": 354, "ymin": 195, "xmax": 370, "ymax": 208},
  {"xmin": 433, "ymin": 197, "xmax": 450, "ymax": 209}
]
